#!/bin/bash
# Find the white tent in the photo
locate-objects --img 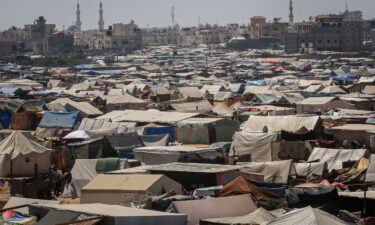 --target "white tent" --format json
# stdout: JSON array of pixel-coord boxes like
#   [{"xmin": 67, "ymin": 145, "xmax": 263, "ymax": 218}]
[
  {"xmin": 229, "ymin": 131, "xmax": 278, "ymax": 162},
  {"xmin": 0, "ymin": 131, "xmax": 53, "ymax": 177},
  {"xmin": 239, "ymin": 160, "xmax": 293, "ymax": 184},
  {"xmin": 63, "ymin": 130, "xmax": 91, "ymax": 140},
  {"xmin": 243, "ymin": 115, "xmax": 319, "ymax": 132},
  {"xmin": 201, "ymin": 207, "xmax": 275, "ymax": 225},
  {"xmin": 308, "ymin": 148, "xmax": 367, "ymax": 171},
  {"xmin": 268, "ymin": 206, "xmax": 349, "ymax": 225}
]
